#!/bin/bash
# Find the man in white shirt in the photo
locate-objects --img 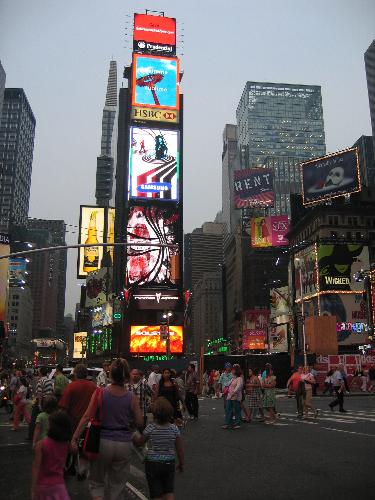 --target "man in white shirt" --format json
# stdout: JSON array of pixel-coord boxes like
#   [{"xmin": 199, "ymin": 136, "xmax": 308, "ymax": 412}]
[
  {"xmin": 147, "ymin": 365, "xmax": 161, "ymax": 394},
  {"xmin": 97, "ymin": 361, "xmax": 110, "ymax": 387},
  {"xmin": 329, "ymin": 367, "xmax": 346, "ymax": 412}
]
